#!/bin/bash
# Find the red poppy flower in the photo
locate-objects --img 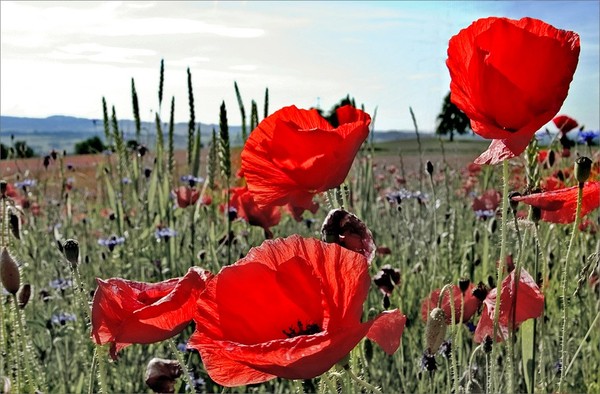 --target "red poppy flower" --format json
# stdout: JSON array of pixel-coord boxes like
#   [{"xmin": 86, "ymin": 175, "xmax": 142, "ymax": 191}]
[
  {"xmin": 188, "ymin": 235, "xmax": 406, "ymax": 387},
  {"xmin": 421, "ymin": 284, "xmax": 482, "ymax": 324},
  {"xmin": 540, "ymin": 176, "xmax": 566, "ymax": 191},
  {"xmin": 474, "ymin": 268, "xmax": 544, "ymax": 343},
  {"xmin": 229, "ymin": 186, "xmax": 281, "ymax": 237},
  {"xmin": 447, "ymin": 17, "xmax": 580, "ymax": 165},
  {"xmin": 285, "ymin": 200, "xmax": 319, "ymax": 222},
  {"xmin": 512, "ymin": 181, "xmax": 600, "ymax": 223},
  {"xmin": 173, "ymin": 186, "xmax": 200, "ymax": 208},
  {"xmin": 472, "ymin": 189, "xmax": 501, "ymax": 212},
  {"xmin": 91, "ymin": 267, "xmax": 212, "ymax": 359},
  {"xmin": 553, "ymin": 114, "xmax": 579, "ymax": 134},
  {"xmin": 240, "ymin": 105, "xmax": 370, "ymax": 215}
]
